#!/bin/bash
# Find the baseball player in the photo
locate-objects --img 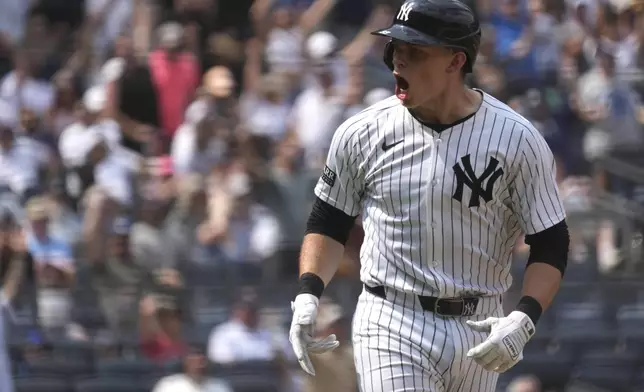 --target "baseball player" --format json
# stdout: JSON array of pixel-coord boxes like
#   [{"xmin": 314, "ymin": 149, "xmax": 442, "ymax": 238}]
[{"xmin": 289, "ymin": 0, "xmax": 570, "ymax": 391}]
